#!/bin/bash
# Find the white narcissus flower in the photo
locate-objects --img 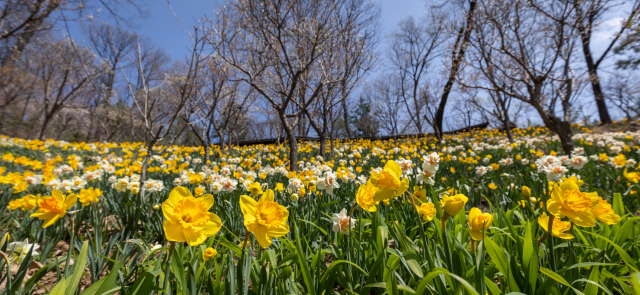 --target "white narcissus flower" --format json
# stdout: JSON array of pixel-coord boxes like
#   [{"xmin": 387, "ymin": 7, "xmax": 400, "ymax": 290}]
[
  {"xmin": 544, "ymin": 165, "xmax": 568, "ymax": 182},
  {"xmin": 417, "ymin": 168, "xmax": 435, "ymax": 184},
  {"xmin": 567, "ymin": 156, "xmax": 588, "ymax": 169},
  {"xmin": 331, "ymin": 209, "xmax": 356, "ymax": 235},
  {"xmin": 476, "ymin": 166, "xmax": 488, "ymax": 177},
  {"xmin": 317, "ymin": 172, "xmax": 340, "ymax": 195},
  {"xmin": 422, "ymin": 152, "xmax": 440, "ymax": 174},
  {"xmin": 397, "ymin": 159, "xmax": 413, "ymax": 176},
  {"xmin": 7, "ymin": 239, "xmax": 40, "ymax": 265}
]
